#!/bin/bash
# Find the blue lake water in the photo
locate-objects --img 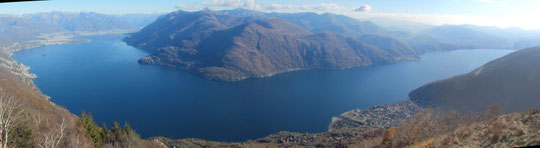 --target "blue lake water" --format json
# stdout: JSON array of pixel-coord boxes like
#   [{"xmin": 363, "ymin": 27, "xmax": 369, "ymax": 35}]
[{"xmin": 12, "ymin": 35, "xmax": 514, "ymax": 141}]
